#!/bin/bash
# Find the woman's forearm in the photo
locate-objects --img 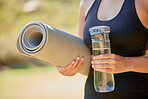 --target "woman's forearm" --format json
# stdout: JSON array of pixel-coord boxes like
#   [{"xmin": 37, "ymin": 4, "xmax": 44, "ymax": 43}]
[
  {"xmin": 92, "ymin": 54, "xmax": 148, "ymax": 74},
  {"xmin": 126, "ymin": 56, "xmax": 148, "ymax": 73}
]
